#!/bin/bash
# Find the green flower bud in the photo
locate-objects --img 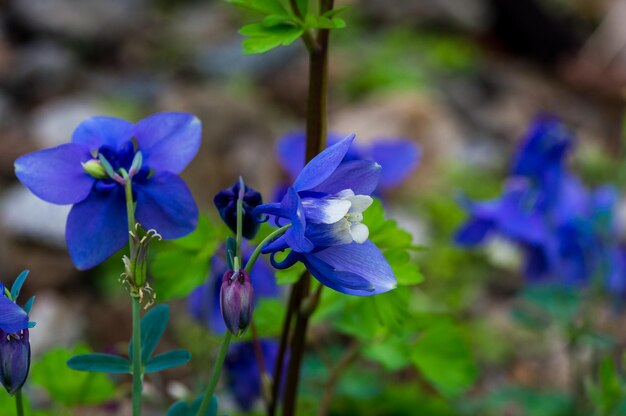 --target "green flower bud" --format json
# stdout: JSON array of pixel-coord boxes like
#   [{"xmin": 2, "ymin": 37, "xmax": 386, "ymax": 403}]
[{"xmin": 81, "ymin": 160, "xmax": 108, "ymax": 179}]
